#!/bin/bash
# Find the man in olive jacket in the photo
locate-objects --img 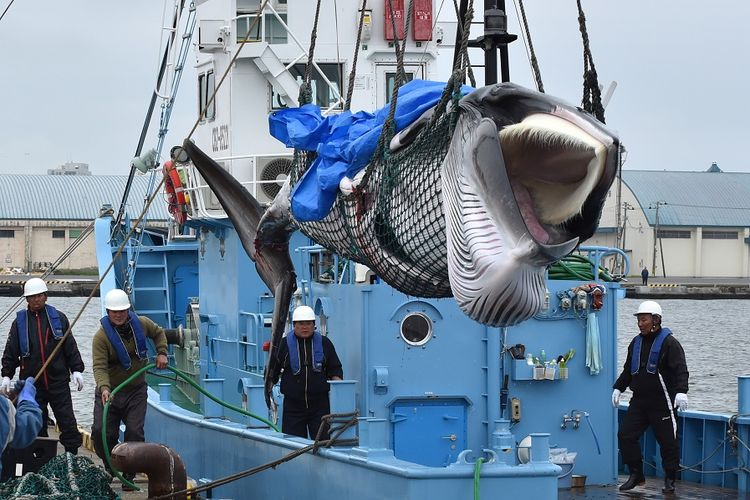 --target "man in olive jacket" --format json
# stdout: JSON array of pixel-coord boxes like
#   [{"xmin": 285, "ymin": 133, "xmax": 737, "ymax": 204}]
[{"xmin": 91, "ymin": 289, "xmax": 168, "ymax": 477}]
